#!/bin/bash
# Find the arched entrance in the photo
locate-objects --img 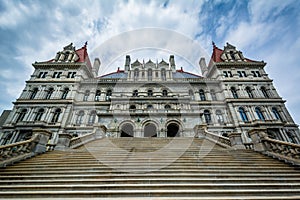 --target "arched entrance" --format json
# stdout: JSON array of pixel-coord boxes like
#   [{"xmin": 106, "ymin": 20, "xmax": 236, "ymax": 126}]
[
  {"xmin": 167, "ymin": 123, "xmax": 180, "ymax": 137},
  {"xmin": 120, "ymin": 123, "xmax": 134, "ymax": 137},
  {"xmin": 144, "ymin": 123, "xmax": 157, "ymax": 137}
]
